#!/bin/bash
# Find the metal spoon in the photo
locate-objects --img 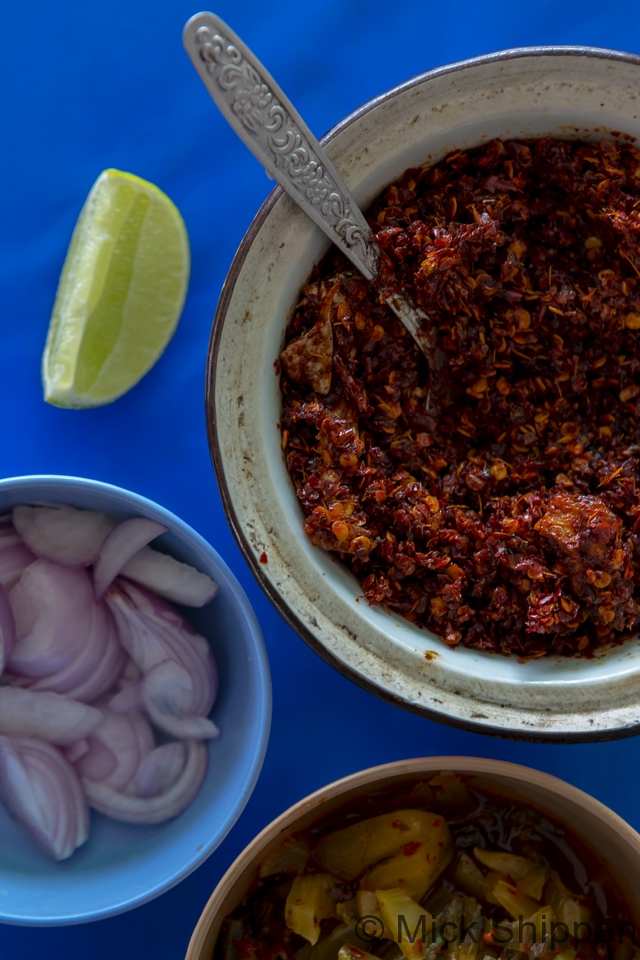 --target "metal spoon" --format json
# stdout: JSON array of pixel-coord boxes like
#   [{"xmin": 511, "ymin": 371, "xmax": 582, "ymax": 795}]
[{"xmin": 182, "ymin": 12, "xmax": 435, "ymax": 360}]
